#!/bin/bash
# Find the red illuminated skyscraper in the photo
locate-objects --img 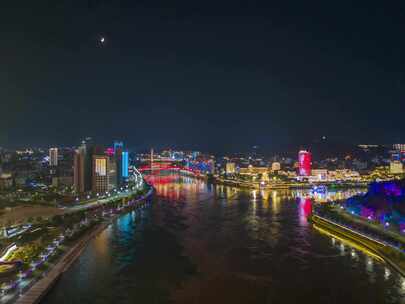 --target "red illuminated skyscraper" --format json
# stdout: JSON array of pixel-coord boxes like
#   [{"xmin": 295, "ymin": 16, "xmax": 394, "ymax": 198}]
[{"xmin": 298, "ymin": 150, "xmax": 311, "ymax": 176}]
